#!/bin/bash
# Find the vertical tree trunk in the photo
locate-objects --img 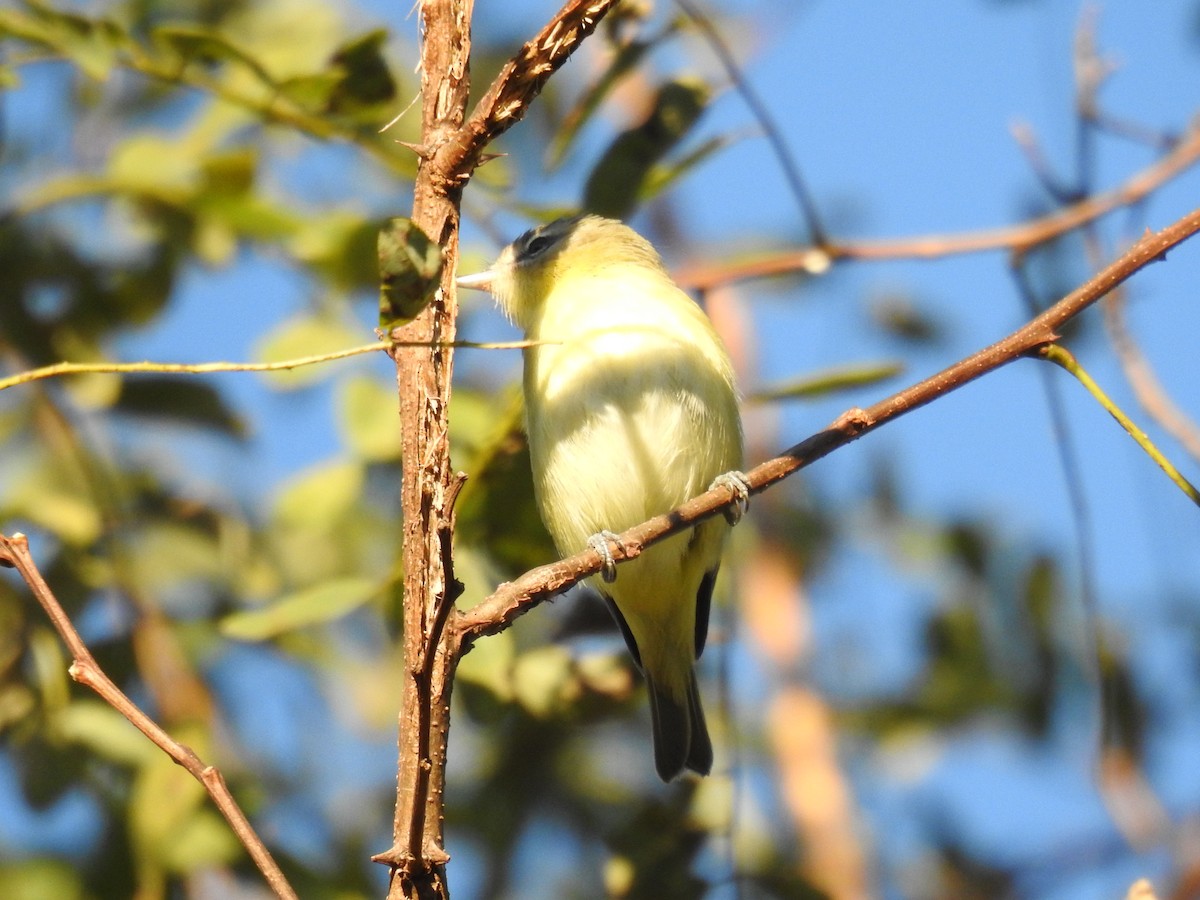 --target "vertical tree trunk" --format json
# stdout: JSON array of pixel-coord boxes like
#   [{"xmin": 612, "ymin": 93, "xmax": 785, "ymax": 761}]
[{"xmin": 376, "ymin": 2, "xmax": 474, "ymax": 898}]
